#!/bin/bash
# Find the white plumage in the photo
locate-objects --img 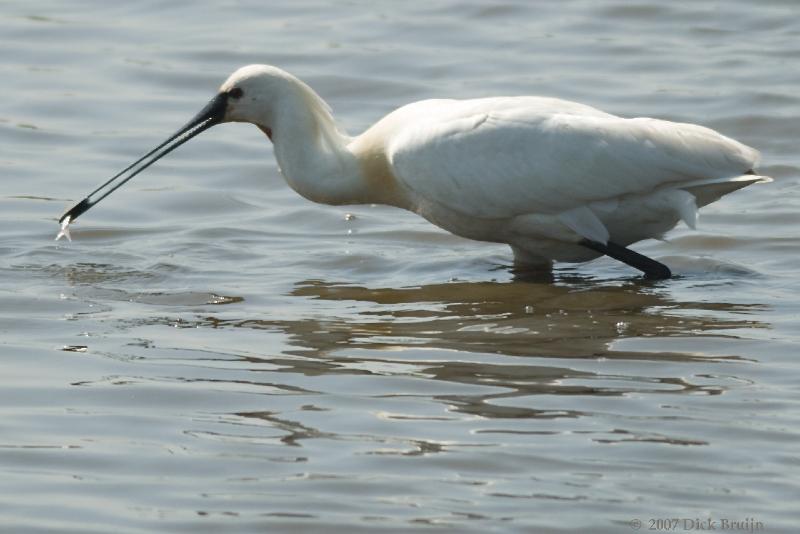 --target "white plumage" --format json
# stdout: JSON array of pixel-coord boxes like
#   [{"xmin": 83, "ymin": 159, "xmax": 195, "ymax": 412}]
[
  {"xmin": 60, "ymin": 64, "xmax": 772, "ymax": 279},
  {"xmin": 389, "ymin": 98, "xmax": 759, "ymax": 216},
  {"xmin": 381, "ymin": 97, "xmax": 766, "ymax": 259}
]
